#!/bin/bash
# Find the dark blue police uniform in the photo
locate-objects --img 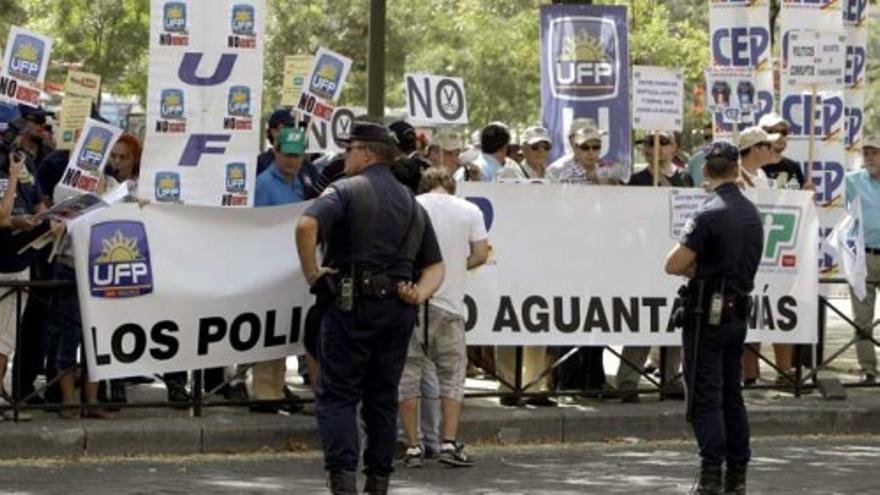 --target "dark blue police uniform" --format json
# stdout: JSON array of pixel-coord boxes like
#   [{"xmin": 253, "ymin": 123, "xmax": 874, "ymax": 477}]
[
  {"xmin": 680, "ymin": 181, "xmax": 763, "ymax": 472},
  {"xmin": 305, "ymin": 149, "xmax": 442, "ymax": 481}
]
